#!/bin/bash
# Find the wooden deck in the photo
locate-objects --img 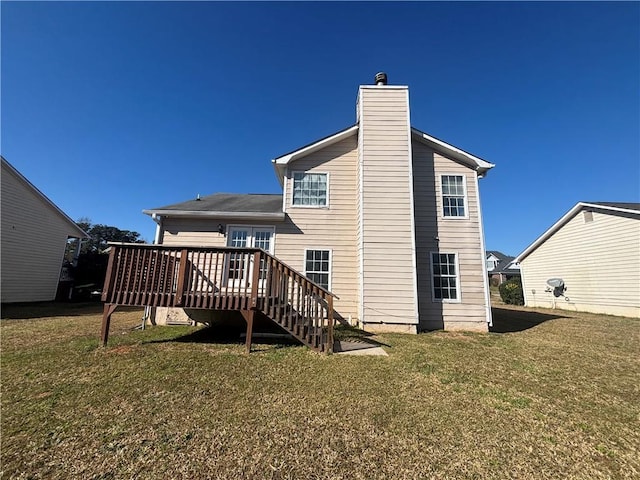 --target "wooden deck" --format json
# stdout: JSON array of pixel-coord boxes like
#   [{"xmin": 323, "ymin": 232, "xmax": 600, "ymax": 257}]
[{"xmin": 100, "ymin": 244, "xmax": 335, "ymax": 353}]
